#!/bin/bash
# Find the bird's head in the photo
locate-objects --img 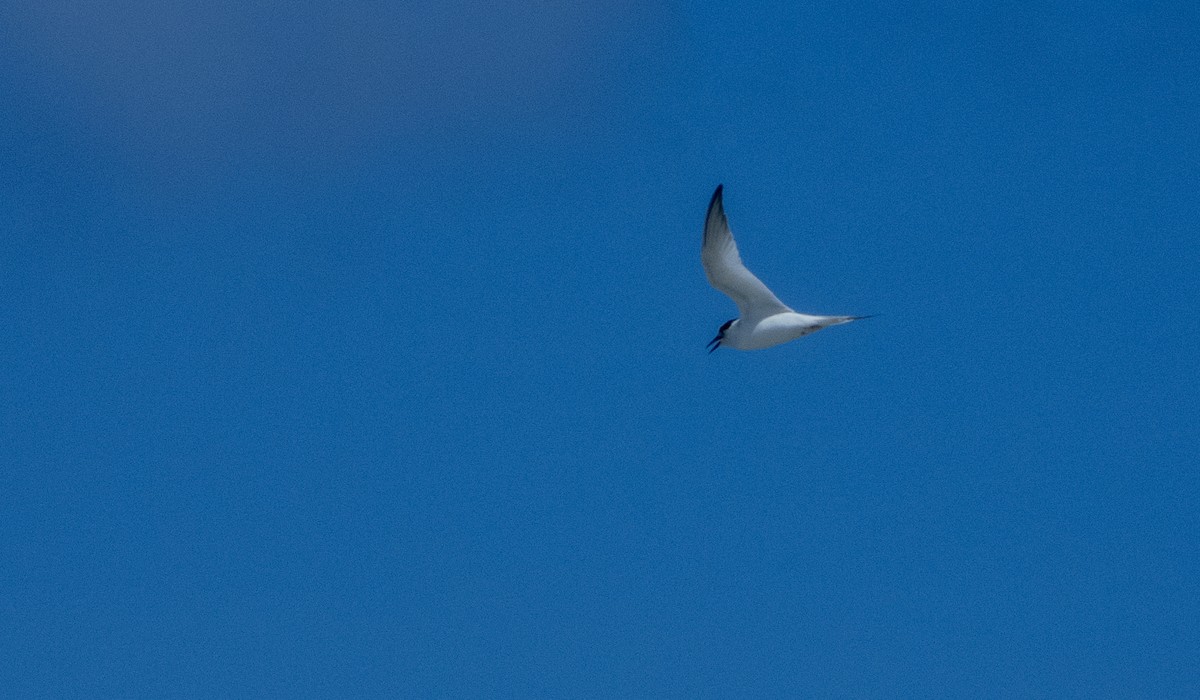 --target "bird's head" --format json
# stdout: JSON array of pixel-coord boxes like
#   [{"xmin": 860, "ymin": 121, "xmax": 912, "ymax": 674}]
[{"xmin": 707, "ymin": 318, "xmax": 736, "ymax": 353}]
